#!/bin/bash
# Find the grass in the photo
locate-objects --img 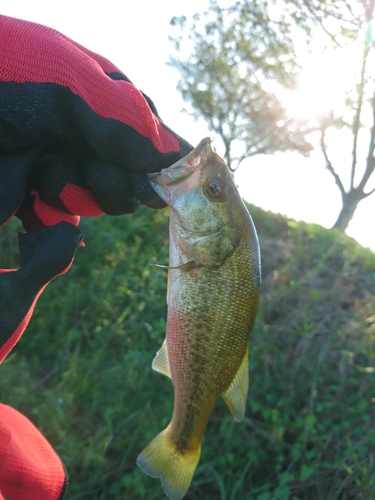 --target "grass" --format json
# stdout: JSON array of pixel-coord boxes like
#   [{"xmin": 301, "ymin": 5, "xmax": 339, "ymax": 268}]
[{"xmin": 0, "ymin": 204, "xmax": 374, "ymax": 499}]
